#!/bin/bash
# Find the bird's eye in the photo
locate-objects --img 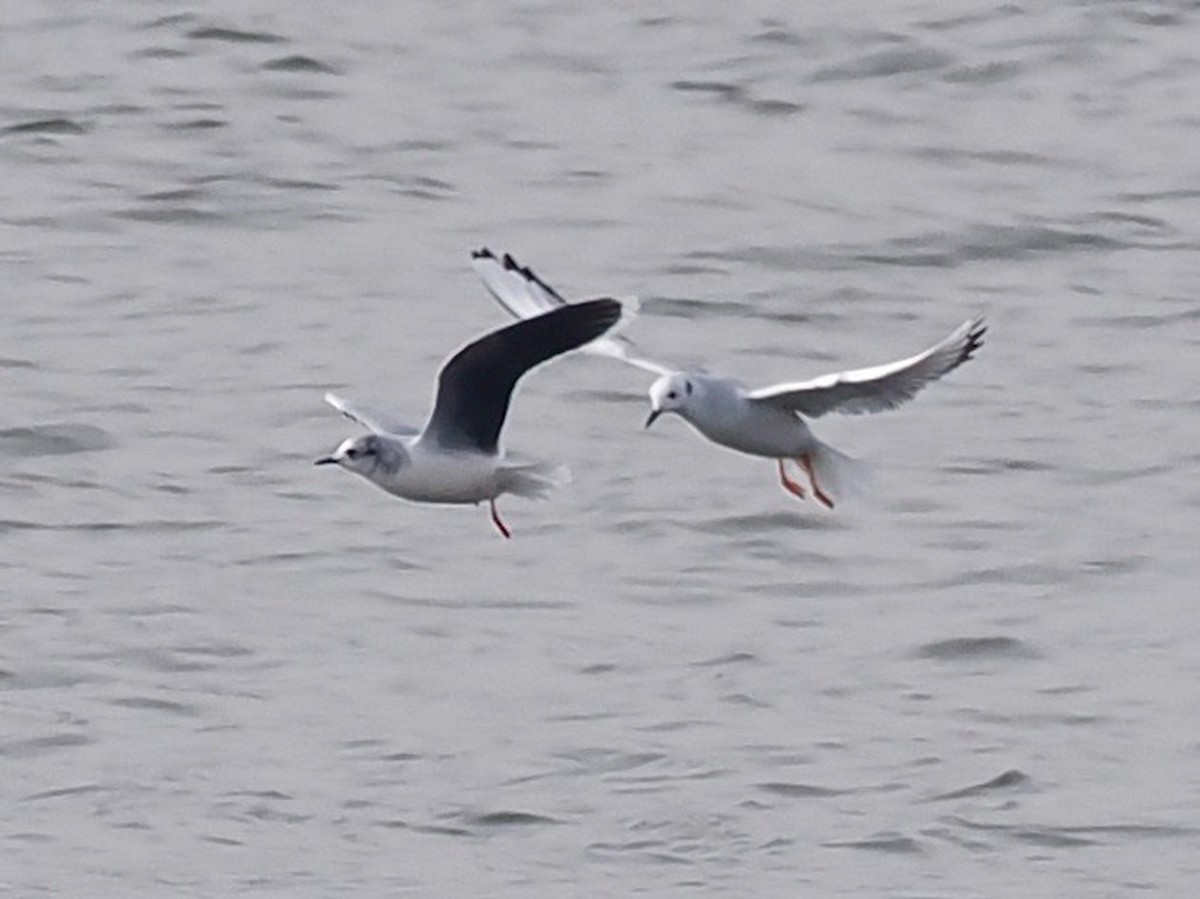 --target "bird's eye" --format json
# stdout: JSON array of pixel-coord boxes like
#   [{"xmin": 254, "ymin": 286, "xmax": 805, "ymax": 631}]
[
  {"xmin": 345, "ymin": 448, "xmax": 360, "ymax": 460},
  {"xmin": 667, "ymin": 391, "xmax": 677, "ymax": 400}
]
